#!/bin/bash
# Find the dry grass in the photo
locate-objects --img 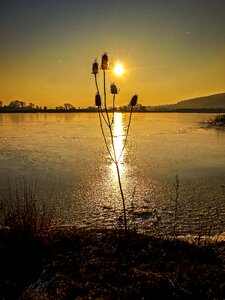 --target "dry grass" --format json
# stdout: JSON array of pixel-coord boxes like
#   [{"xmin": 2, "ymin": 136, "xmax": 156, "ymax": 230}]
[
  {"xmin": 207, "ymin": 114, "xmax": 225, "ymax": 127},
  {"xmin": 0, "ymin": 179, "xmax": 225, "ymax": 298},
  {"xmin": 17, "ymin": 229, "xmax": 225, "ymax": 299},
  {"xmin": 0, "ymin": 180, "xmax": 55, "ymax": 237}
]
